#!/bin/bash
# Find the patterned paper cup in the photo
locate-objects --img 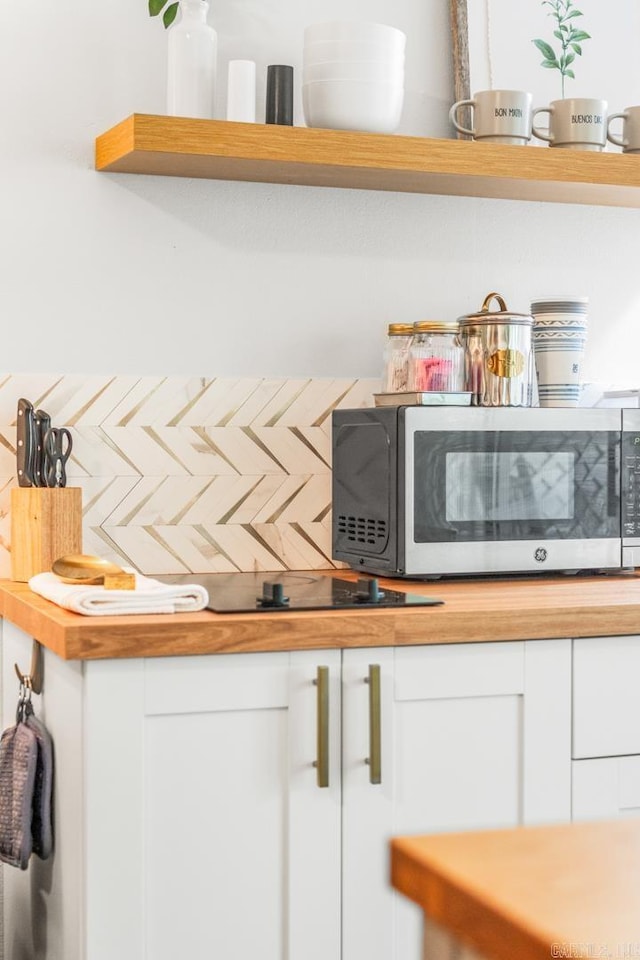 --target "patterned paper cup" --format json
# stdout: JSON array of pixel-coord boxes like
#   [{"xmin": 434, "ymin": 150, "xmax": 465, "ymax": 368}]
[{"xmin": 533, "ymin": 328, "xmax": 586, "ymax": 407}]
